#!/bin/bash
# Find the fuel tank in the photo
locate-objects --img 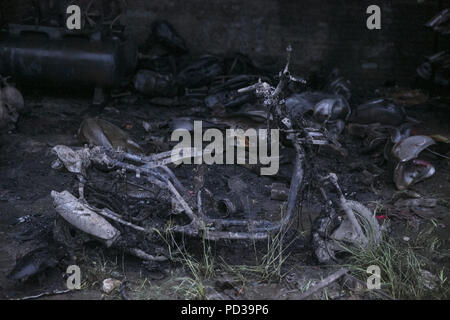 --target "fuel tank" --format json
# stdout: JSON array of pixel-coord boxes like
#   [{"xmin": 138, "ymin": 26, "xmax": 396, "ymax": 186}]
[{"xmin": 0, "ymin": 24, "xmax": 136, "ymax": 88}]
